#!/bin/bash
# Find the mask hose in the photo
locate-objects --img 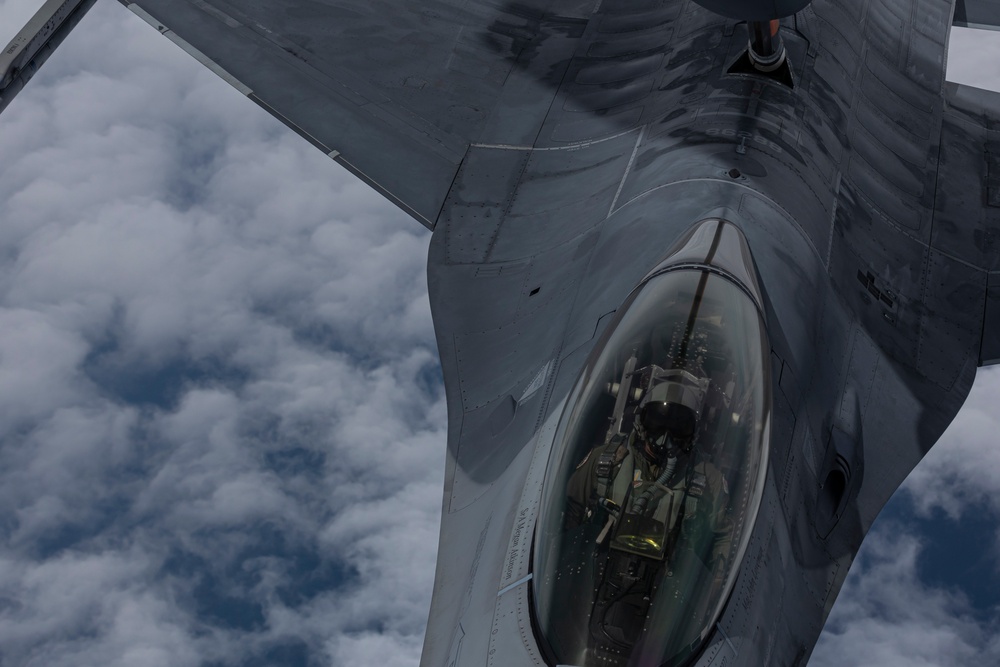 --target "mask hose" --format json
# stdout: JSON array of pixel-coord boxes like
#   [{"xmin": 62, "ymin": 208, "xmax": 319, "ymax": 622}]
[{"xmin": 631, "ymin": 455, "xmax": 677, "ymax": 515}]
